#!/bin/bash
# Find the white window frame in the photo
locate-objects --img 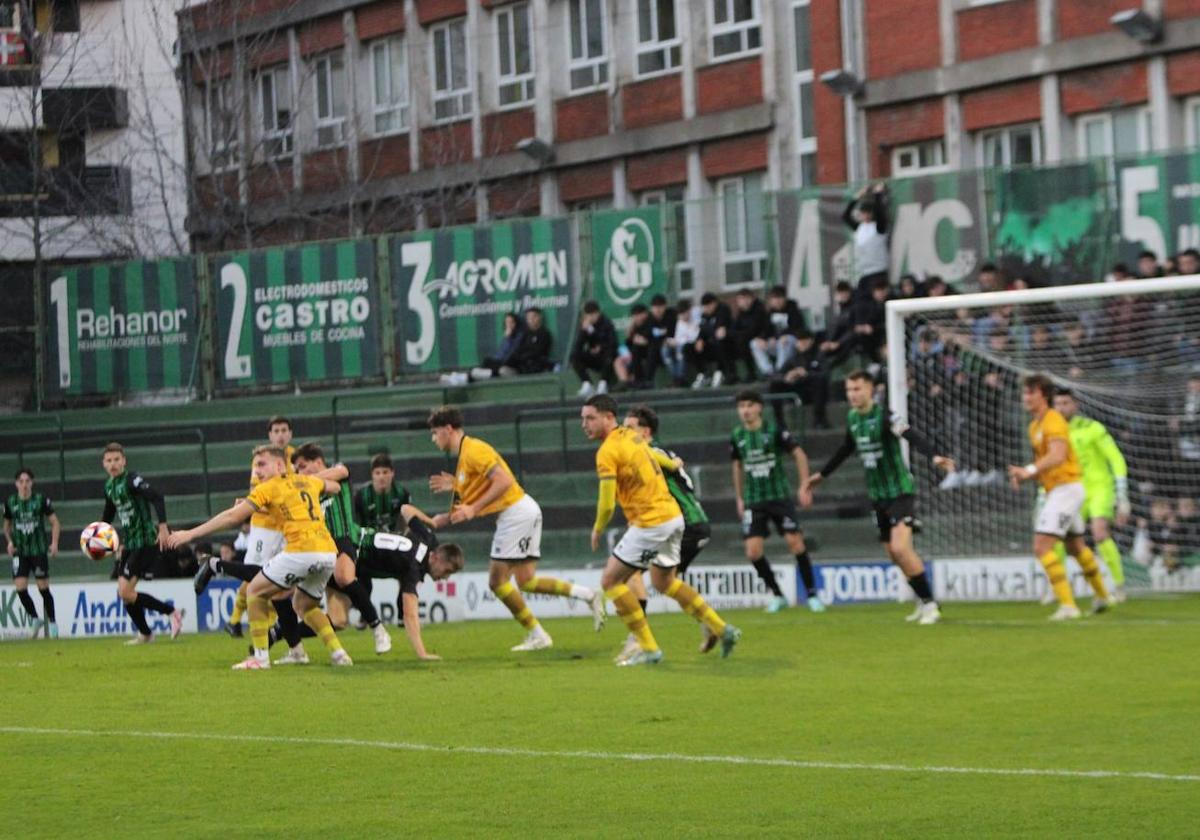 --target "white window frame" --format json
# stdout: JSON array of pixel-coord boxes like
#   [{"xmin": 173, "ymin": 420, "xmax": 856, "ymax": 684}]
[
  {"xmin": 567, "ymin": 0, "xmax": 609, "ymax": 93},
  {"xmin": 640, "ymin": 186, "xmax": 693, "ymax": 290},
  {"xmin": 257, "ymin": 65, "xmax": 293, "ymax": 159},
  {"xmin": 976, "ymin": 122, "xmax": 1041, "ymax": 168},
  {"xmin": 710, "ymin": 0, "xmax": 762, "ymax": 62},
  {"xmin": 369, "ymin": 36, "xmax": 409, "ymax": 137},
  {"xmin": 1077, "ymin": 106, "xmax": 1151, "ymax": 159},
  {"xmin": 791, "ymin": 0, "xmax": 816, "ymax": 186},
  {"xmin": 892, "ymin": 139, "xmax": 948, "ymax": 176},
  {"xmin": 430, "ymin": 18, "xmax": 473, "ymax": 123},
  {"xmin": 634, "ymin": 0, "xmax": 681, "ymax": 79},
  {"xmin": 496, "ymin": 2, "xmax": 535, "ymax": 109},
  {"xmin": 0, "ymin": 1, "xmax": 21, "ymax": 32},
  {"xmin": 718, "ymin": 175, "xmax": 769, "ymax": 289},
  {"xmin": 205, "ymin": 78, "xmax": 239, "ymax": 171},
  {"xmin": 1186, "ymin": 96, "xmax": 1200, "ymax": 148},
  {"xmin": 313, "ymin": 51, "xmax": 347, "ymax": 149}
]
